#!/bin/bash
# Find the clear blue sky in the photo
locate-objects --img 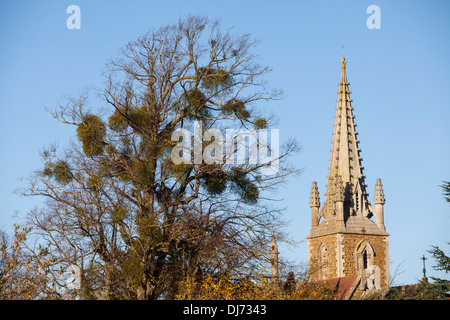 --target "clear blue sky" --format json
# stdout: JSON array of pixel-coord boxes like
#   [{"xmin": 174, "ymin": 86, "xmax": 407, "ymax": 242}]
[{"xmin": 0, "ymin": 0, "xmax": 449, "ymax": 286}]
